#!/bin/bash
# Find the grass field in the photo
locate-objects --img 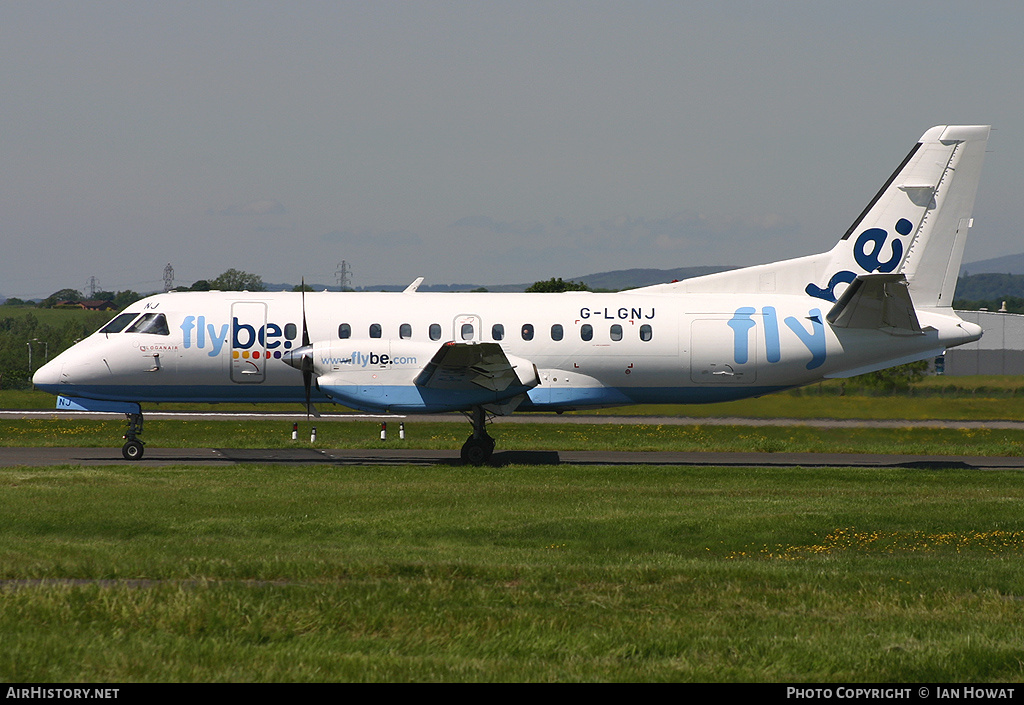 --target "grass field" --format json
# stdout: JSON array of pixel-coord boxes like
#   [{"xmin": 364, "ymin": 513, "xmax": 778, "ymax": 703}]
[
  {"xmin": 2, "ymin": 462, "xmax": 1024, "ymax": 682},
  {"xmin": 3, "ymin": 415, "xmax": 1024, "ymax": 457},
  {"xmin": 4, "ymin": 381, "xmax": 1024, "ymax": 682},
  {"xmin": 11, "ymin": 375, "xmax": 1024, "ymax": 420}
]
